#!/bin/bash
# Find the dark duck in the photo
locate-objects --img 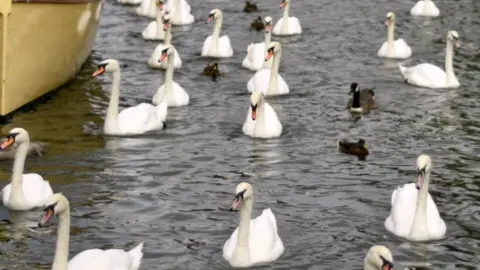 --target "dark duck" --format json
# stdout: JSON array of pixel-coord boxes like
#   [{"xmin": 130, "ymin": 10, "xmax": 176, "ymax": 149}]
[
  {"xmin": 201, "ymin": 62, "xmax": 223, "ymax": 81},
  {"xmin": 243, "ymin": 1, "xmax": 259, "ymax": 13},
  {"xmin": 337, "ymin": 139, "xmax": 369, "ymax": 156},
  {"xmin": 347, "ymin": 82, "xmax": 376, "ymax": 113},
  {"xmin": 250, "ymin": 16, "xmax": 264, "ymax": 31}
]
